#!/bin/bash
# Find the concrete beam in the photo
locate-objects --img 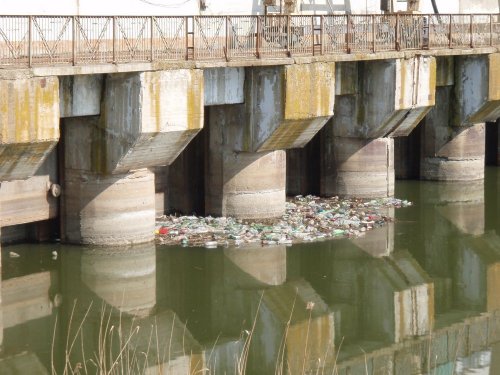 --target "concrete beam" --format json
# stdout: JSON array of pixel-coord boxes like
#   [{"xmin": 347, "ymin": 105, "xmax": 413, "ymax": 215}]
[
  {"xmin": 332, "ymin": 56, "xmax": 436, "ymax": 139},
  {"xmin": 99, "ymin": 70, "xmax": 203, "ymax": 174},
  {"xmin": 0, "ymin": 150, "xmax": 58, "ymax": 227},
  {"xmin": 453, "ymin": 53, "xmax": 500, "ymax": 125},
  {"xmin": 238, "ymin": 62, "xmax": 335, "ymax": 152},
  {"xmin": 59, "ymin": 74, "xmax": 103, "ymax": 118},
  {"xmin": 0, "ymin": 77, "xmax": 59, "ymax": 181},
  {"xmin": 204, "ymin": 67, "xmax": 244, "ymax": 106}
]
